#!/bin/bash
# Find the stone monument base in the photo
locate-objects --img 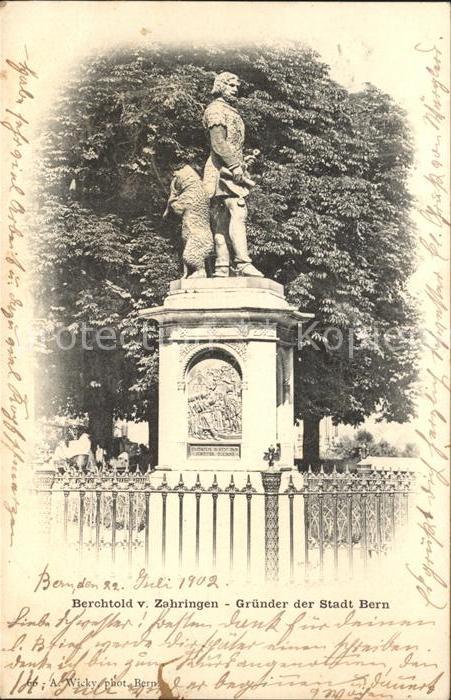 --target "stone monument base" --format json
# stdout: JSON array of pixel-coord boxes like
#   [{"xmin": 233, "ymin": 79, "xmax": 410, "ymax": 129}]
[{"xmin": 140, "ymin": 277, "xmax": 312, "ymax": 471}]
